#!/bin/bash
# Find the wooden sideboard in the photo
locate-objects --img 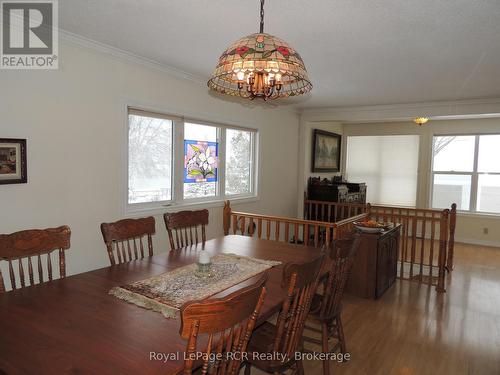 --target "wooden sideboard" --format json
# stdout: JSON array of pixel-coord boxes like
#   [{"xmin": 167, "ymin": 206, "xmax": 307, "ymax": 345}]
[
  {"xmin": 307, "ymin": 177, "xmax": 366, "ymax": 204},
  {"xmin": 346, "ymin": 224, "xmax": 401, "ymax": 299}
]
